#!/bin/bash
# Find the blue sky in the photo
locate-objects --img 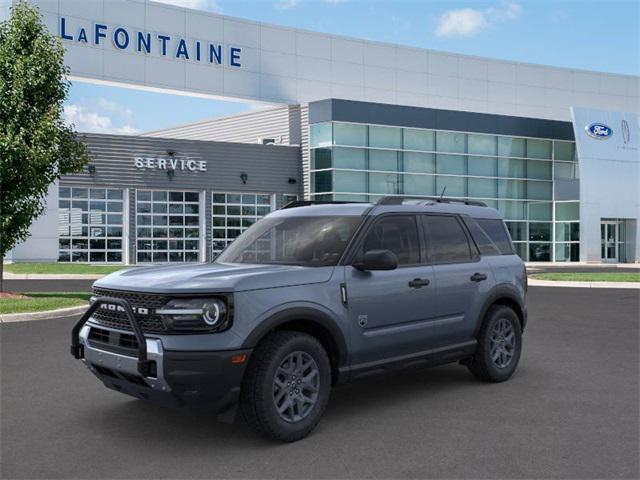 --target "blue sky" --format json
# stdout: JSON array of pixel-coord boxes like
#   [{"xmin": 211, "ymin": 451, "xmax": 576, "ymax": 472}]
[{"xmin": 64, "ymin": 0, "xmax": 639, "ymax": 135}]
